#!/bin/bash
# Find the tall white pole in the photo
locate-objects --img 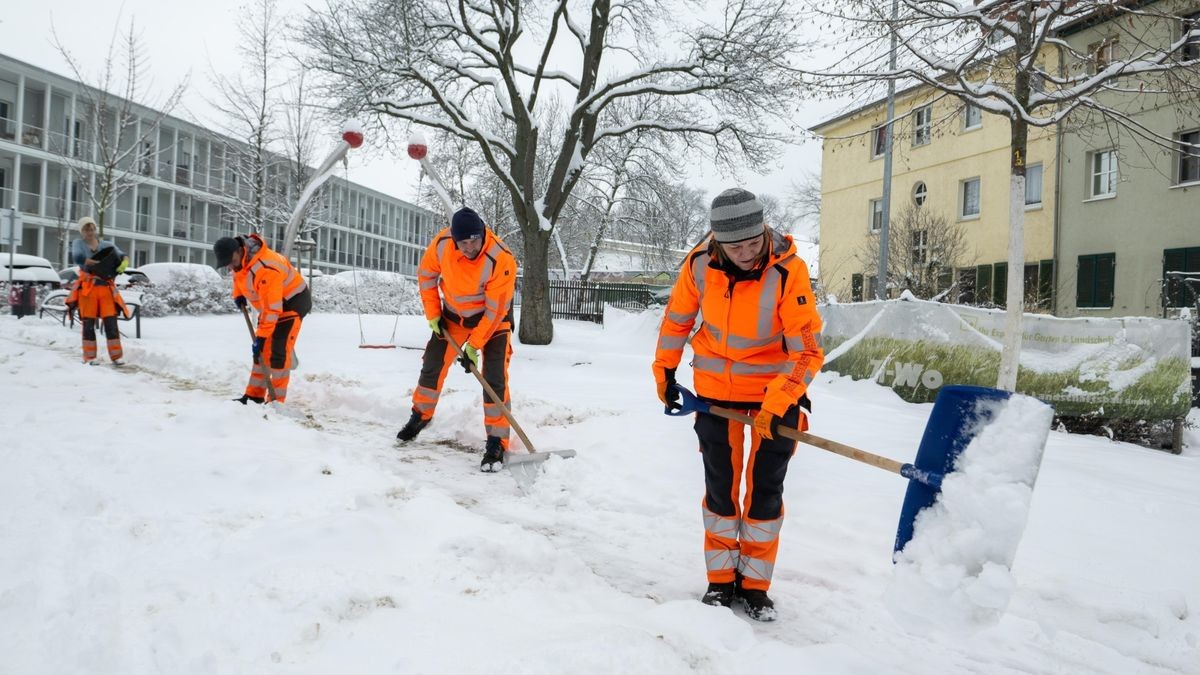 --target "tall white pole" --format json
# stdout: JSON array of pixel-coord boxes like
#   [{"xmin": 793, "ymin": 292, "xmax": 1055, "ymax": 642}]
[{"xmin": 877, "ymin": 0, "xmax": 899, "ymax": 300}]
